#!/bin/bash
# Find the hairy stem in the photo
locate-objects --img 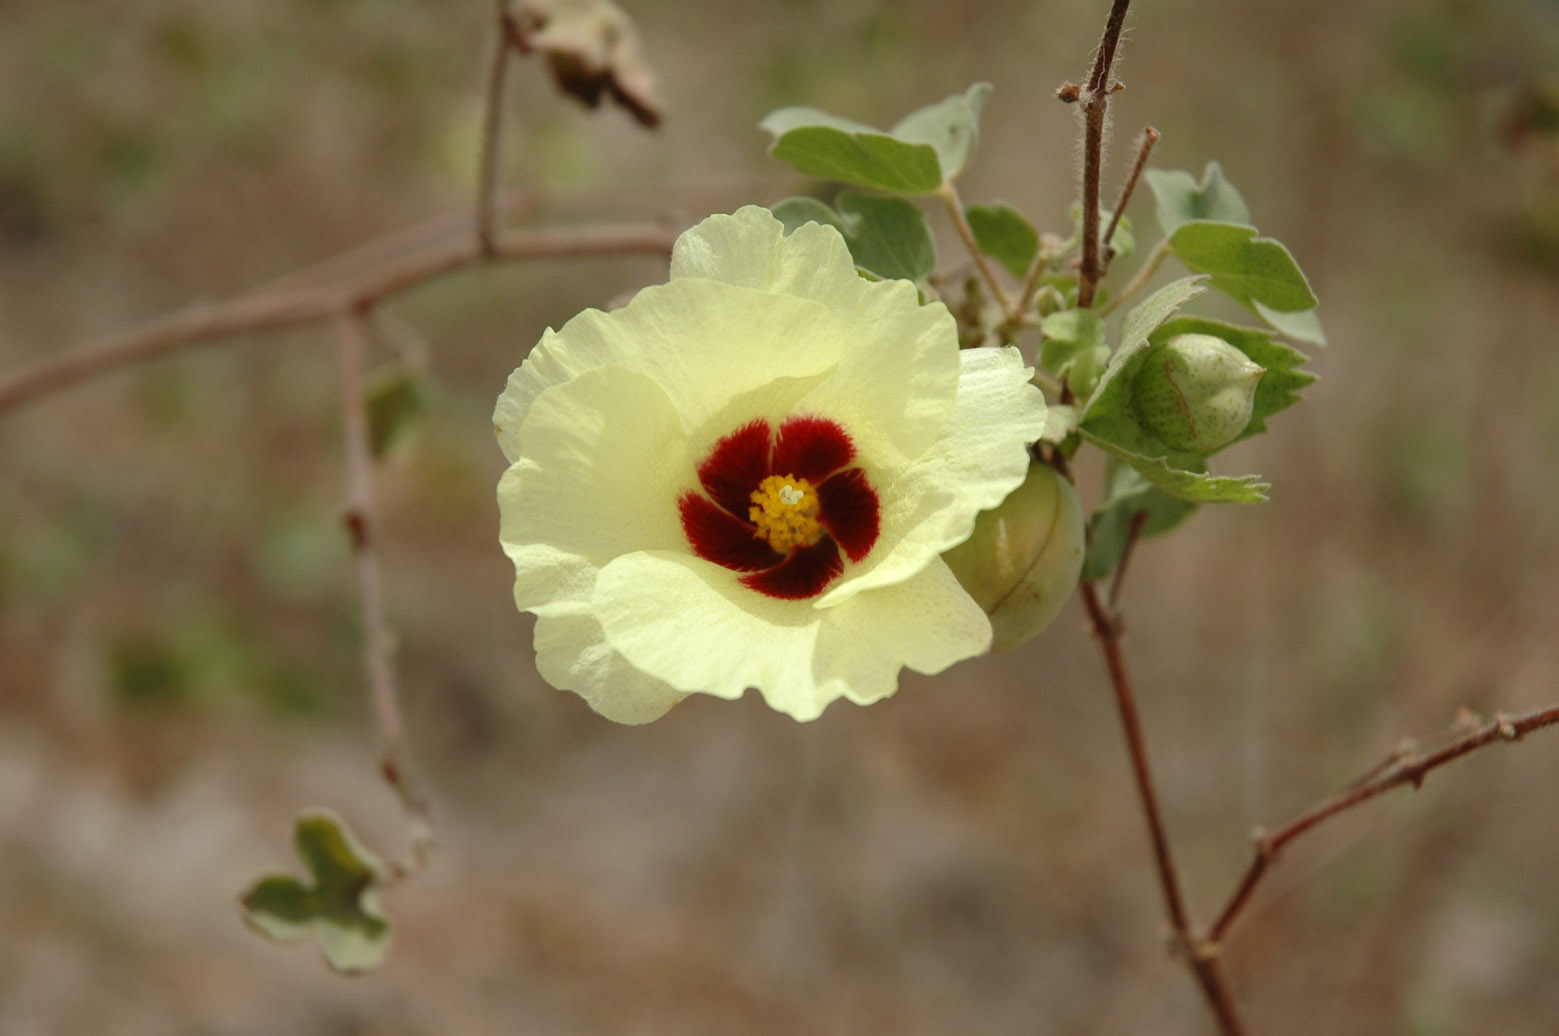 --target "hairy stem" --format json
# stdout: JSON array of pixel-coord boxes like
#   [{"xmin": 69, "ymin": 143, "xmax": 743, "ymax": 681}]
[{"xmin": 1103, "ymin": 126, "xmax": 1160, "ymax": 261}]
